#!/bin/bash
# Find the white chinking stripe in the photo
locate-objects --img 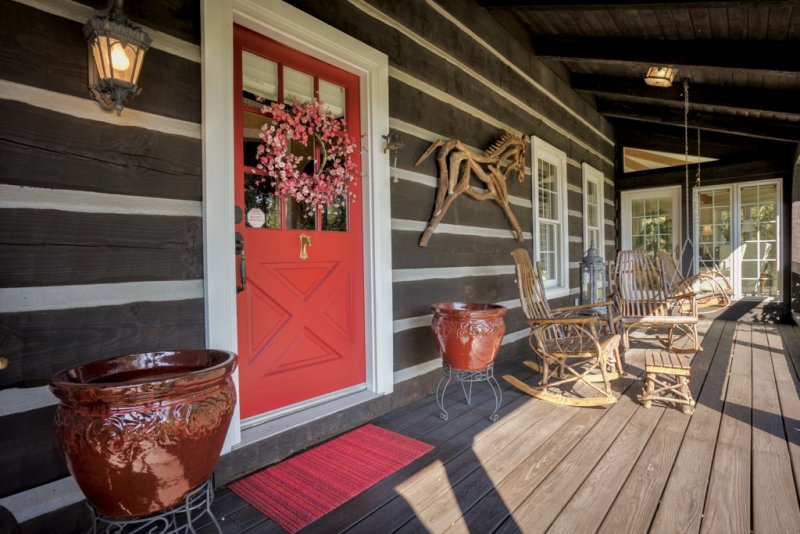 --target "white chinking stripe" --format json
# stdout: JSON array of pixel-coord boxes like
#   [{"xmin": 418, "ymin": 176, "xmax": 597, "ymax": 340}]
[
  {"xmin": 0, "ymin": 80, "xmax": 201, "ymax": 139},
  {"xmin": 392, "ymin": 218, "xmax": 532, "ymax": 241},
  {"xmin": 393, "ymin": 265, "xmax": 515, "ymax": 282},
  {"xmin": 0, "ymin": 476, "xmax": 83, "ymax": 523},
  {"xmin": 391, "ymin": 168, "xmax": 532, "ymax": 209},
  {"xmin": 350, "ymin": 0, "xmax": 613, "ymax": 166},
  {"xmin": 424, "ymin": 0, "xmax": 614, "ymax": 148},
  {"xmin": 0, "ymin": 280, "xmax": 204, "ymax": 313},
  {"xmin": 0, "ymin": 387, "xmax": 57, "ymax": 417},
  {"xmin": 393, "ymin": 297, "xmax": 520, "ymax": 333},
  {"xmin": 0, "ymin": 184, "xmax": 201, "ymax": 216},
  {"xmin": 13, "ymin": 0, "xmax": 201, "ymax": 63}
]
